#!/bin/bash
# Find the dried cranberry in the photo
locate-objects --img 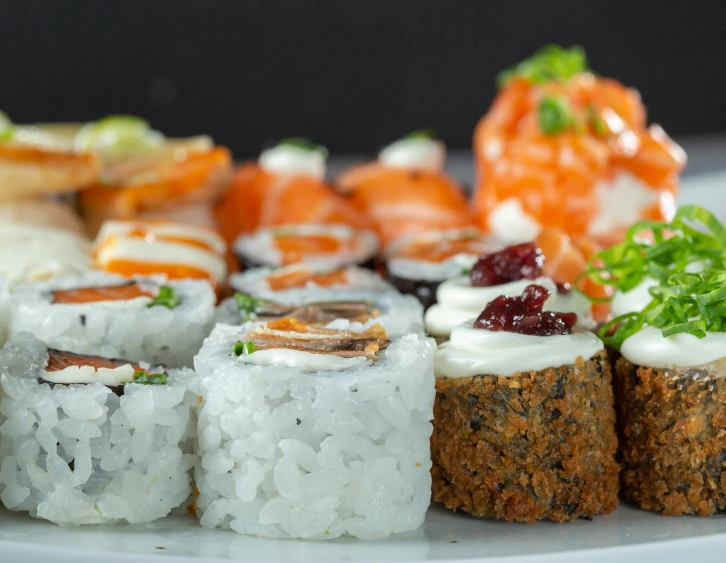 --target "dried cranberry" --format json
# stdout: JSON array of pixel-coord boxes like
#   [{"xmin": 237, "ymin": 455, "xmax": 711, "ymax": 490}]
[
  {"xmin": 556, "ymin": 282, "xmax": 572, "ymax": 294},
  {"xmin": 473, "ymin": 284, "xmax": 577, "ymax": 336},
  {"xmin": 470, "ymin": 243, "xmax": 544, "ymax": 287}
]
